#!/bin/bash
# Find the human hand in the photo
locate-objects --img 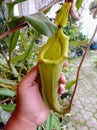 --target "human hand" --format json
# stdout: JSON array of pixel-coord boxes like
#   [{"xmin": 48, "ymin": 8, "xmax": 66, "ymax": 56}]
[{"xmin": 12, "ymin": 63, "xmax": 66, "ymax": 127}]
